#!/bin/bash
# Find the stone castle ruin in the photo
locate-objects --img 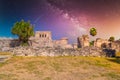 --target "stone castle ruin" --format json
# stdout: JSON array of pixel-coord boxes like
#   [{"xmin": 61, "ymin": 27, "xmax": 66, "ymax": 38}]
[
  {"xmin": 29, "ymin": 31, "xmax": 78, "ymax": 49},
  {"xmin": 0, "ymin": 31, "xmax": 120, "ymax": 57},
  {"xmin": 77, "ymin": 35, "xmax": 89, "ymax": 48},
  {"xmin": 30, "ymin": 31, "xmax": 53, "ymax": 47},
  {"xmin": 30, "ymin": 31, "xmax": 73, "ymax": 48},
  {"xmin": 0, "ymin": 31, "xmax": 74, "ymax": 49},
  {"xmin": 94, "ymin": 38, "xmax": 110, "ymax": 48}
]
